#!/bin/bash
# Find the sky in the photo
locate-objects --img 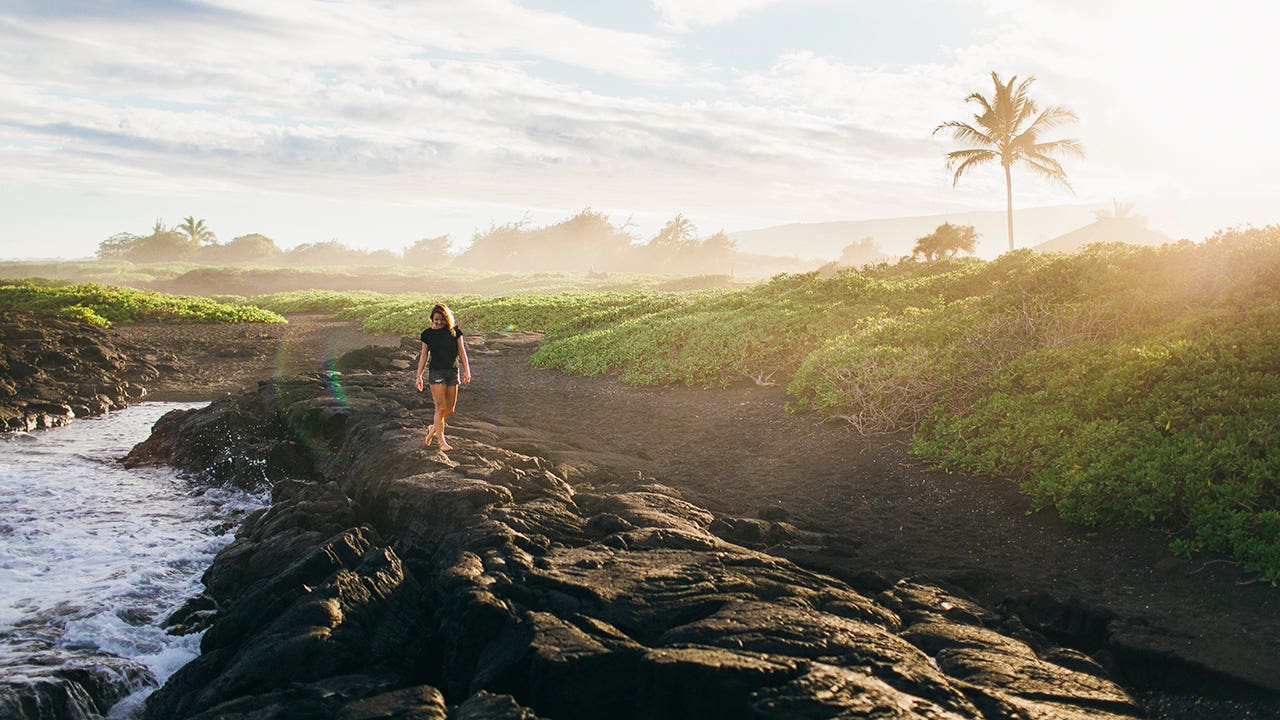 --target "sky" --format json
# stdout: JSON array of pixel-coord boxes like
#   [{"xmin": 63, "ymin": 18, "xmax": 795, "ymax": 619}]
[{"xmin": 1, "ymin": 0, "xmax": 1278, "ymax": 259}]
